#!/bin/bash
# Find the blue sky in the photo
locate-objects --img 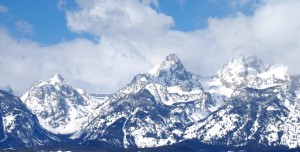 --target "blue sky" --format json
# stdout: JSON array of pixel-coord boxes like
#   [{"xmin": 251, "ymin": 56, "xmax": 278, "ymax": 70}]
[
  {"xmin": 0, "ymin": 0, "xmax": 259, "ymax": 44},
  {"xmin": 0, "ymin": 0, "xmax": 77, "ymax": 44},
  {"xmin": 1, "ymin": 0, "xmax": 300, "ymax": 94}
]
